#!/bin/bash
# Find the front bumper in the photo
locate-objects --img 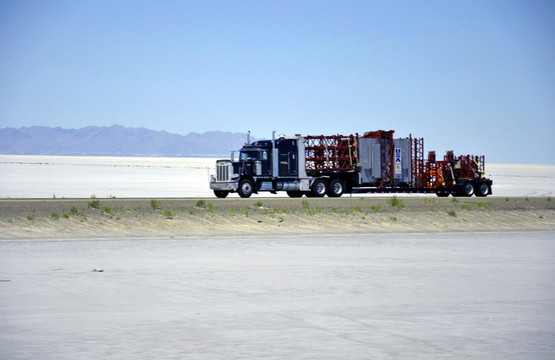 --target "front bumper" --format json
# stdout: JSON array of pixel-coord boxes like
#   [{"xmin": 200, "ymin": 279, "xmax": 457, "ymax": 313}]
[{"xmin": 209, "ymin": 180, "xmax": 238, "ymax": 191}]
